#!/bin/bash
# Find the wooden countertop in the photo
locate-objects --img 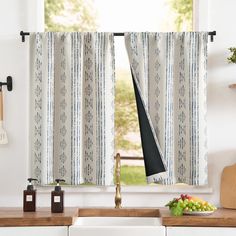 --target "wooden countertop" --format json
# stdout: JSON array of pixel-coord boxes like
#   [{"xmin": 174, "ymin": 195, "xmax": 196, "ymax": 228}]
[
  {"xmin": 0, "ymin": 207, "xmax": 78, "ymax": 227},
  {"xmin": 1, "ymin": 207, "xmax": 236, "ymax": 227},
  {"xmin": 161, "ymin": 208, "xmax": 236, "ymax": 227}
]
